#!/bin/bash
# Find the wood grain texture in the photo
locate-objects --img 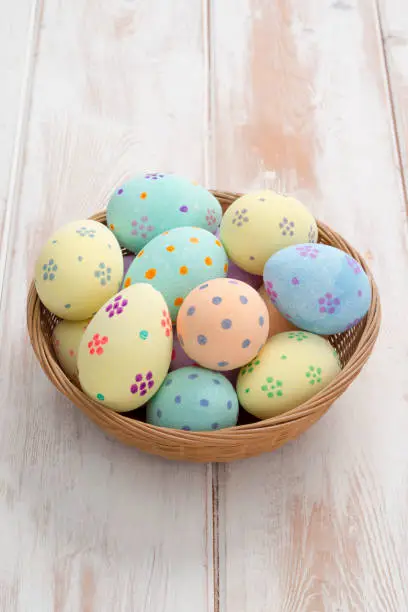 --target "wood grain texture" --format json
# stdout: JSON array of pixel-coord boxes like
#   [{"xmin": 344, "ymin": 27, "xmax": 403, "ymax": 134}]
[
  {"xmin": 0, "ymin": 1, "xmax": 39, "ymax": 287},
  {"xmin": 0, "ymin": 1, "xmax": 213, "ymax": 610},
  {"xmin": 377, "ymin": 0, "xmax": 408, "ymax": 208},
  {"xmin": 211, "ymin": 0, "xmax": 408, "ymax": 610}
]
